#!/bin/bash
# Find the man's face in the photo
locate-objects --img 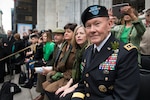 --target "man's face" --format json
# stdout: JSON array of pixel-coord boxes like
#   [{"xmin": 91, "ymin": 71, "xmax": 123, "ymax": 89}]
[
  {"xmin": 85, "ymin": 17, "xmax": 111, "ymax": 46},
  {"xmin": 7, "ymin": 30, "xmax": 12, "ymax": 37},
  {"xmin": 54, "ymin": 33, "xmax": 64, "ymax": 44},
  {"xmin": 30, "ymin": 37, "xmax": 38, "ymax": 44}
]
